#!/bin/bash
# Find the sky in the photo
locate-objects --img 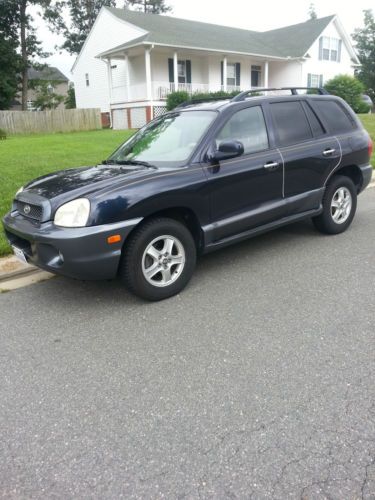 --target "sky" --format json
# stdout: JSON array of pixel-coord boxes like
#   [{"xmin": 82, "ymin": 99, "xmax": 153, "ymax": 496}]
[{"xmin": 32, "ymin": 0, "xmax": 373, "ymax": 79}]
